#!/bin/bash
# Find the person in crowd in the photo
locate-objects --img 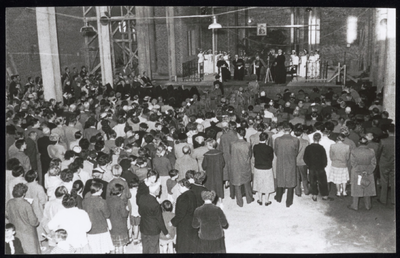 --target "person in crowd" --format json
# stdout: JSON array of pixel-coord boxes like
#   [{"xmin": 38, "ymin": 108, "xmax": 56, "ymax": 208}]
[
  {"xmin": 202, "ymin": 138, "xmax": 225, "ymax": 206},
  {"xmin": 128, "ymin": 177, "xmax": 141, "ymax": 245},
  {"xmin": 5, "ymin": 223, "xmax": 25, "ymax": 254},
  {"xmin": 7, "ymin": 183, "xmax": 41, "ymax": 254},
  {"xmin": 106, "ymin": 164, "xmax": 131, "ymax": 203},
  {"xmin": 329, "ymin": 134, "xmax": 351, "ymax": 197},
  {"xmin": 159, "ymin": 200, "xmax": 176, "ymax": 253},
  {"xmin": 304, "ymin": 133, "xmax": 334, "ymax": 202},
  {"xmin": 253, "ymin": 133, "xmax": 275, "ymax": 206},
  {"xmin": 377, "ymin": 124, "xmax": 395, "ymax": 205},
  {"xmin": 192, "ymin": 190, "xmax": 228, "ymax": 253},
  {"xmin": 106, "ymin": 184, "xmax": 130, "ymax": 253},
  {"xmin": 10, "ymin": 139, "xmax": 31, "ymax": 172},
  {"xmin": 274, "ymin": 122, "xmax": 299, "ymax": 207},
  {"xmin": 50, "ymin": 229, "xmax": 75, "ymax": 254},
  {"xmin": 48, "ymin": 194, "xmax": 92, "ymax": 253},
  {"xmin": 153, "ymin": 145, "xmax": 173, "ymax": 201},
  {"xmin": 24, "ymin": 169, "xmax": 47, "ymax": 239},
  {"xmin": 216, "ymin": 55, "xmax": 230, "ymax": 82},
  {"xmin": 190, "ymin": 171, "xmax": 208, "ymax": 209},
  {"xmin": 274, "ymin": 49, "xmax": 286, "ymax": 84},
  {"xmin": 82, "ymin": 182, "xmax": 114, "ymax": 253},
  {"xmin": 170, "ymin": 178, "xmax": 199, "ymax": 253},
  {"xmin": 293, "ymin": 124, "xmax": 310, "ymax": 196},
  {"xmin": 8, "ymin": 165, "xmax": 27, "ymax": 206},
  {"xmin": 229, "ymin": 127, "xmax": 254, "ymax": 207},
  {"xmin": 138, "ymin": 181, "xmax": 170, "ymax": 253},
  {"xmin": 348, "ymin": 137, "xmax": 377, "ymax": 211},
  {"xmin": 217, "ymin": 121, "xmax": 238, "ymax": 191},
  {"xmin": 232, "ymin": 54, "xmax": 245, "ymax": 81},
  {"xmin": 175, "ymin": 146, "xmax": 198, "ymax": 180},
  {"xmin": 136, "ymin": 169, "xmax": 159, "ymax": 205}
]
